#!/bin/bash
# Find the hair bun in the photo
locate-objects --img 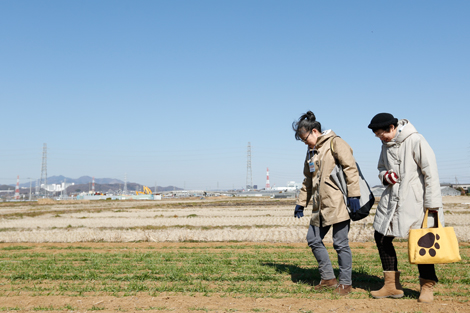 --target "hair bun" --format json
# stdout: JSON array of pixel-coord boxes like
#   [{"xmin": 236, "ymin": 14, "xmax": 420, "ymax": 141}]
[
  {"xmin": 293, "ymin": 111, "xmax": 321, "ymax": 140},
  {"xmin": 306, "ymin": 111, "xmax": 316, "ymax": 121}
]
